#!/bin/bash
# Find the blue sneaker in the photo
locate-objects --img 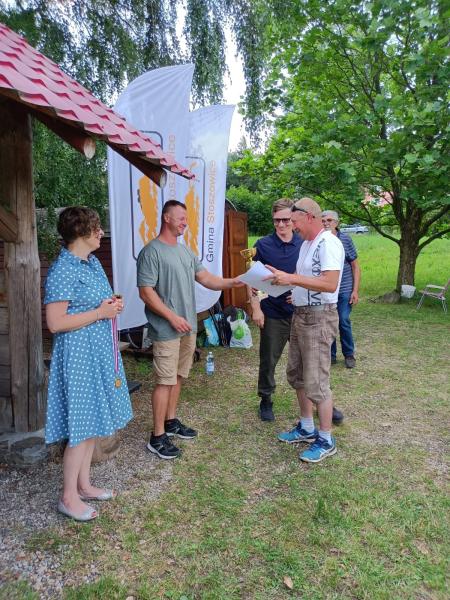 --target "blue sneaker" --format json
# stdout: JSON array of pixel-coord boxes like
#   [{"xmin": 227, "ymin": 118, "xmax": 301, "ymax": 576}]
[
  {"xmin": 277, "ymin": 424, "xmax": 318, "ymax": 444},
  {"xmin": 299, "ymin": 436, "xmax": 336, "ymax": 463}
]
